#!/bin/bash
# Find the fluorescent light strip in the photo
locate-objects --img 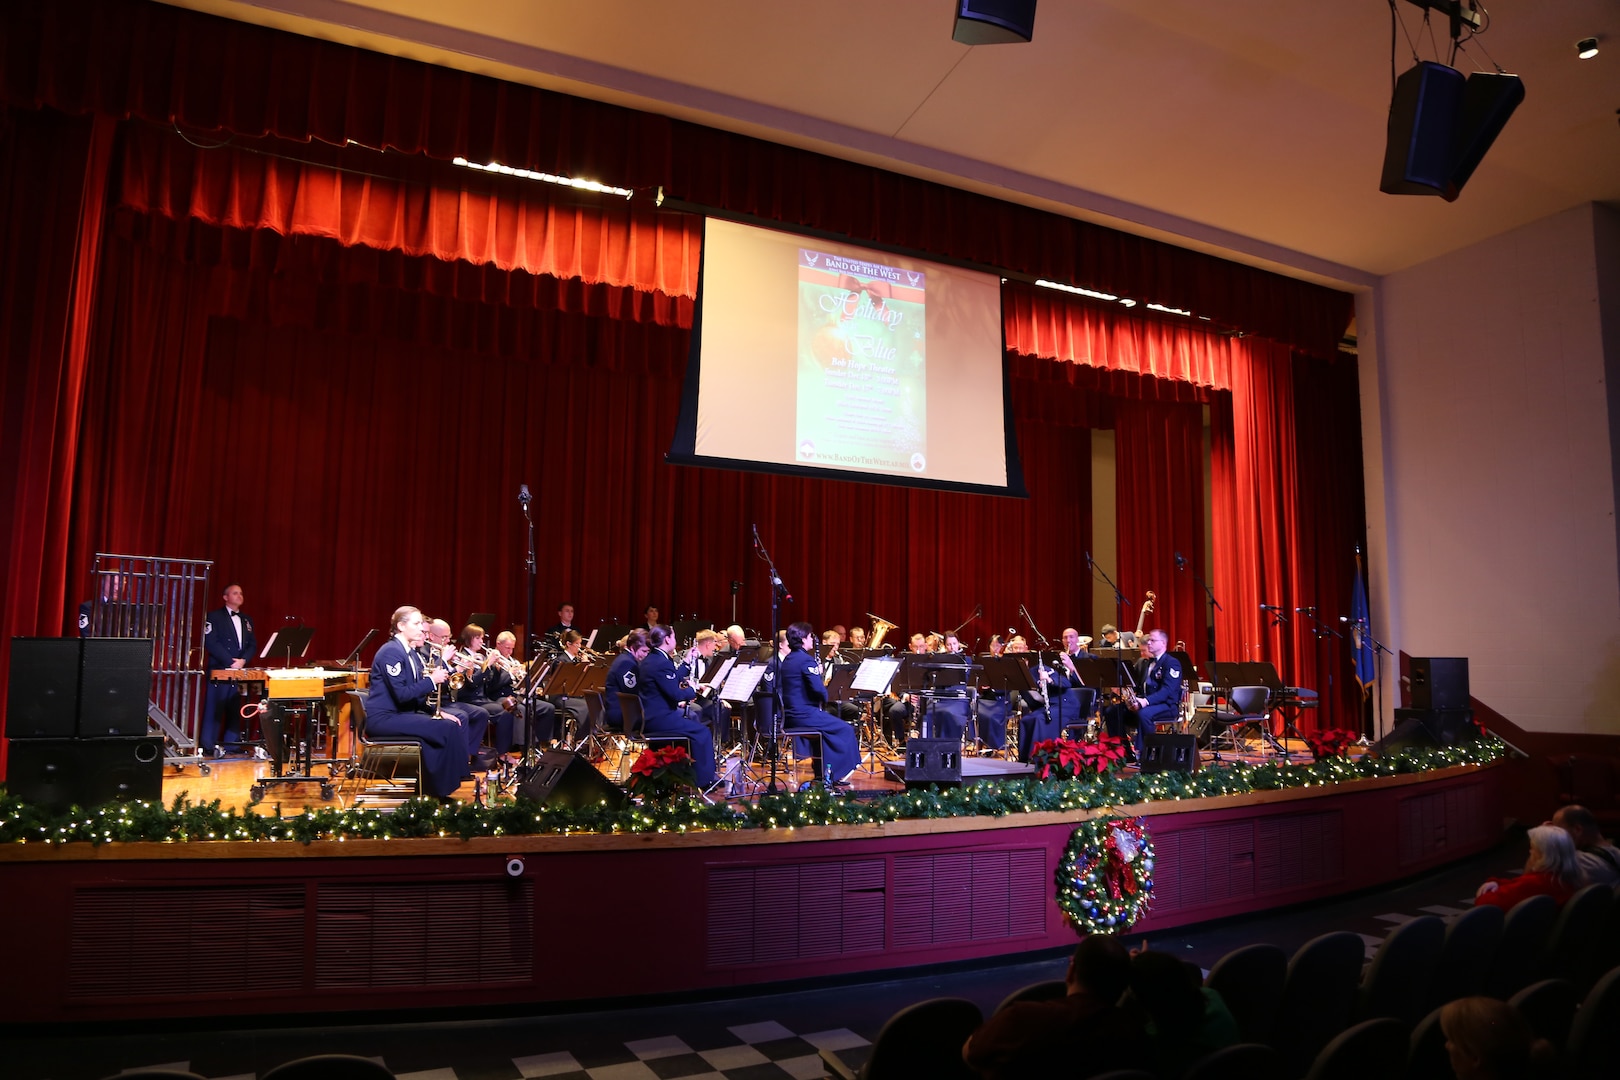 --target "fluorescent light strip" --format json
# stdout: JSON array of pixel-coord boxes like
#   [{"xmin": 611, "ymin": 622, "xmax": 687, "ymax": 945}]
[
  {"xmin": 452, "ymin": 157, "xmax": 633, "ymax": 199},
  {"xmin": 1146, "ymin": 302, "xmax": 1194, "ymax": 317}
]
